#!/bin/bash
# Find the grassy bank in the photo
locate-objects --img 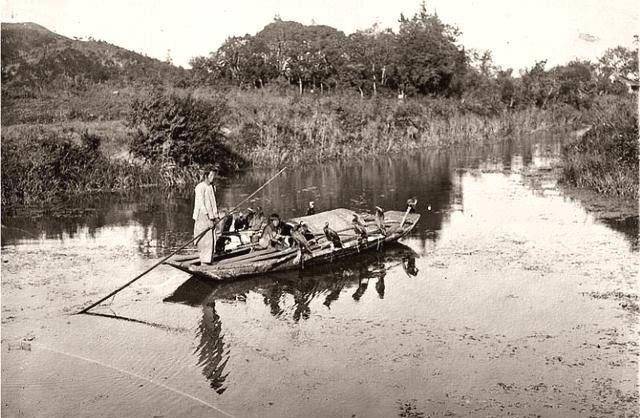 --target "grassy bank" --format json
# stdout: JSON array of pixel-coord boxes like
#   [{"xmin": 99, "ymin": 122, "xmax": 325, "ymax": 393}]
[
  {"xmin": 0, "ymin": 126, "xmax": 201, "ymax": 209},
  {"xmin": 561, "ymin": 95, "xmax": 638, "ymax": 200},
  {"xmin": 2, "ymin": 89, "xmax": 578, "ymax": 209},
  {"xmin": 222, "ymin": 90, "xmax": 575, "ymax": 166}
]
